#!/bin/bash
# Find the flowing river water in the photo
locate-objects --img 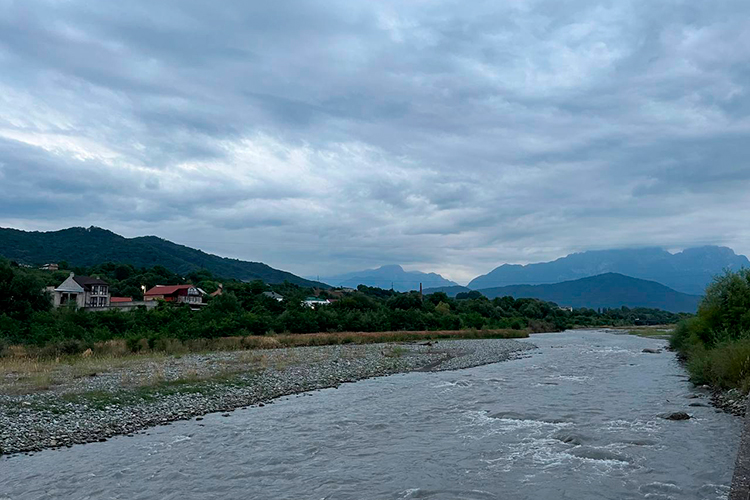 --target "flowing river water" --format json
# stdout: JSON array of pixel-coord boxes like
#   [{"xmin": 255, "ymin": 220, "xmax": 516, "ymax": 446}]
[{"xmin": 0, "ymin": 330, "xmax": 742, "ymax": 499}]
